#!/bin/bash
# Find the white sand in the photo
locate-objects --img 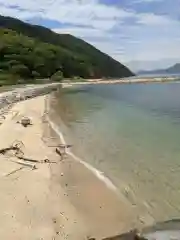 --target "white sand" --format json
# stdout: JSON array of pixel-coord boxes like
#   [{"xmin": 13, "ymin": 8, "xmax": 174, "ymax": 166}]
[{"xmin": 0, "ymin": 96, "xmax": 86, "ymax": 240}]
